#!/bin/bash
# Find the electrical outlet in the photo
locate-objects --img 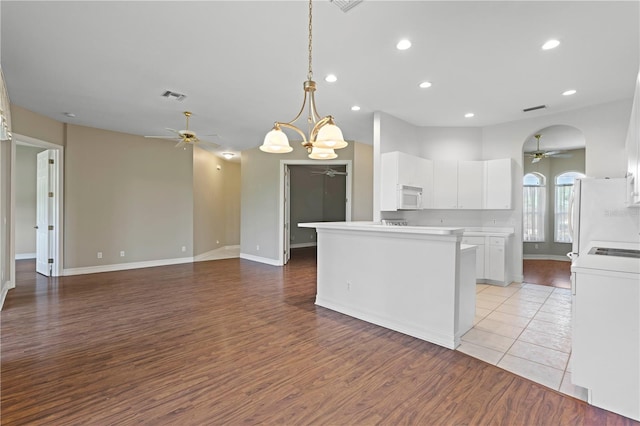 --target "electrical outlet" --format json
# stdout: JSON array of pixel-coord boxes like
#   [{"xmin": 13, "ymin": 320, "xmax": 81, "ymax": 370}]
[
  {"xmin": 216, "ymin": 240, "xmax": 219, "ymax": 244},
  {"xmin": 181, "ymin": 246, "xmax": 186, "ymax": 252},
  {"xmin": 97, "ymin": 252, "xmax": 102, "ymax": 259},
  {"xmin": 256, "ymin": 245, "xmax": 260, "ymax": 251},
  {"xmin": 120, "ymin": 251, "xmax": 125, "ymax": 257},
  {"xmin": 347, "ymin": 281, "xmax": 351, "ymax": 291}
]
